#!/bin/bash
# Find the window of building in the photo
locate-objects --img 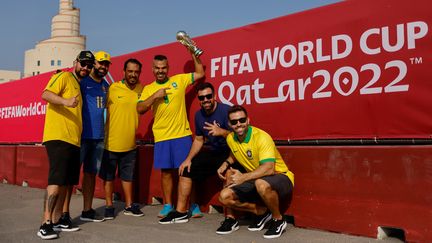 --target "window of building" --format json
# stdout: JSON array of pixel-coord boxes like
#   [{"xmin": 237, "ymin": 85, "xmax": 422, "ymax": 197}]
[
  {"xmin": 57, "ymin": 60, "xmax": 61, "ymax": 66},
  {"xmin": 37, "ymin": 60, "xmax": 40, "ymax": 66},
  {"xmin": 32, "ymin": 72, "xmax": 35, "ymax": 76},
  {"xmin": 51, "ymin": 60, "xmax": 55, "ymax": 66}
]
